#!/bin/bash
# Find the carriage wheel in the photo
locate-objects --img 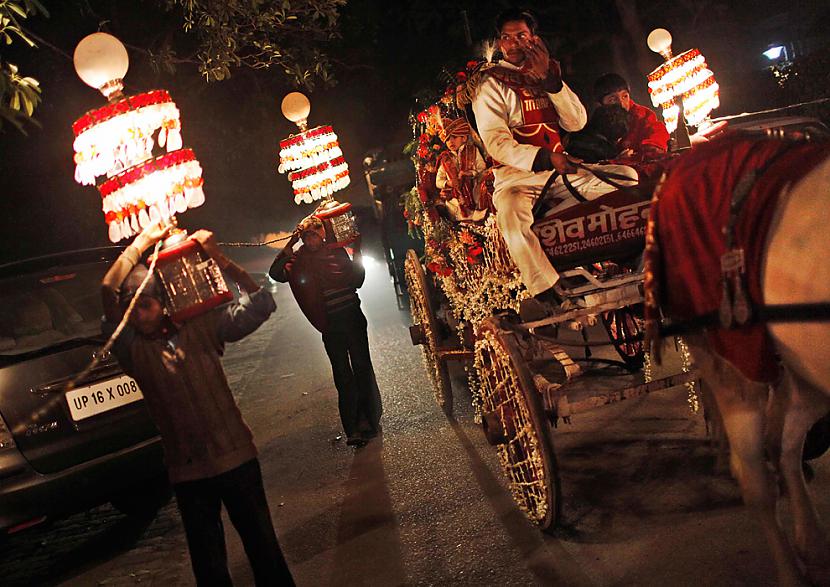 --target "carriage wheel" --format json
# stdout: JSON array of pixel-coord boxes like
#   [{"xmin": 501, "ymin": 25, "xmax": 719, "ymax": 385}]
[
  {"xmin": 601, "ymin": 304, "xmax": 645, "ymax": 372},
  {"xmin": 474, "ymin": 317, "xmax": 560, "ymax": 529},
  {"xmin": 404, "ymin": 249, "xmax": 453, "ymax": 415}
]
